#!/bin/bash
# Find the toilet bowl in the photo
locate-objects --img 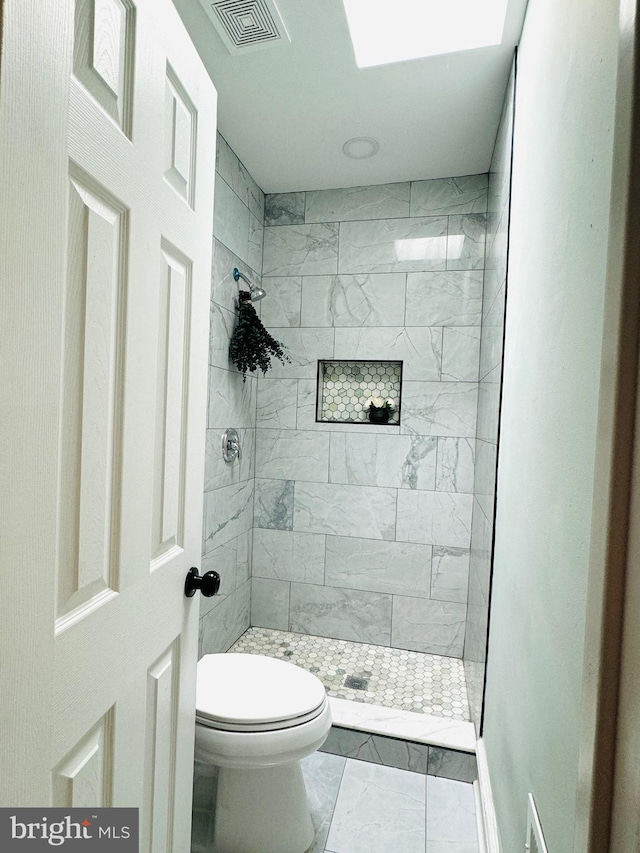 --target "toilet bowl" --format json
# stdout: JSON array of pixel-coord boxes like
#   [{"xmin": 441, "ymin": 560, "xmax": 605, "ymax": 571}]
[{"xmin": 195, "ymin": 653, "xmax": 332, "ymax": 853}]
